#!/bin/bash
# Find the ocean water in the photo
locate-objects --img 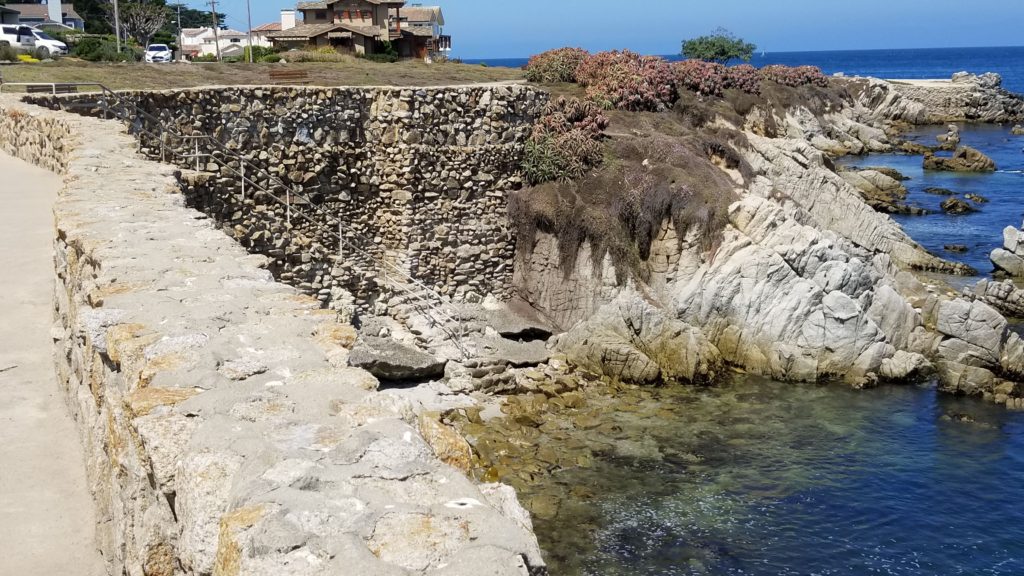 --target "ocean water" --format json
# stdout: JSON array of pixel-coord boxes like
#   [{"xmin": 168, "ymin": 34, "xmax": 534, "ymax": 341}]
[
  {"xmin": 476, "ymin": 377, "xmax": 1024, "ymax": 576},
  {"xmin": 465, "ymin": 46, "xmax": 1024, "ymax": 92},
  {"xmin": 838, "ymin": 123, "xmax": 1024, "ymax": 277}
]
